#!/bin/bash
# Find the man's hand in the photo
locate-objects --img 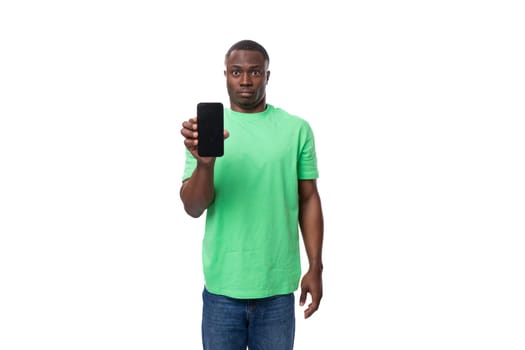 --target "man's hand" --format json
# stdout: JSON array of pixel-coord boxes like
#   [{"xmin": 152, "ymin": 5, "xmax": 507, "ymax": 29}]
[
  {"xmin": 299, "ymin": 267, "xmax": 323, "ymax": 319},
  {"xmin": 180, "ymin": 116, "xmax": 229, "ymax": 163}
]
